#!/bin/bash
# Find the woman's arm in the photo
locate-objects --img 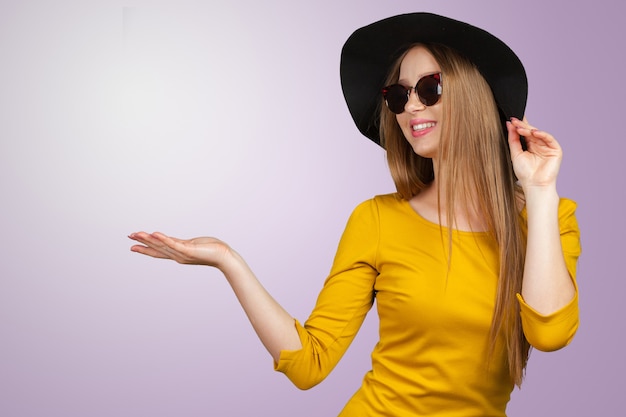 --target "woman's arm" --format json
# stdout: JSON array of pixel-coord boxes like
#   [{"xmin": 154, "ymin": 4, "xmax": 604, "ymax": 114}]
[
  {"xmin": 520, "ymin": 186, "xmax": 576, "ymax": 313},
  {"xmin": 508, "ymin": 118, "xmax": 576, "ymax": 315},
  {"xmin": 128, "ymin": 232, "xmax": 301, "ymax": 361}
]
